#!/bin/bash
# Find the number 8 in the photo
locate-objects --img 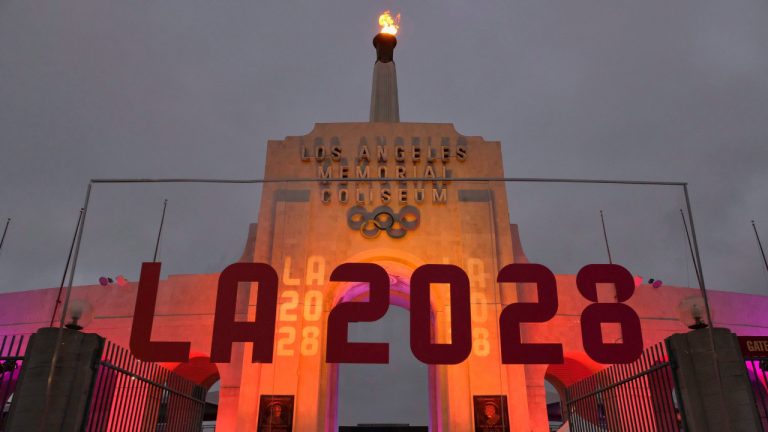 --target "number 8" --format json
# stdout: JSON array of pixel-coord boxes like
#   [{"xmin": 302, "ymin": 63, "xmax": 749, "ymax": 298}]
[
  {"xmin": 301, "ymin": 326, "xmax": 320, "ymax": 356},
  {"xmin": 577, "ymin": 264, "xmax": 643, "ymax": 363}
]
